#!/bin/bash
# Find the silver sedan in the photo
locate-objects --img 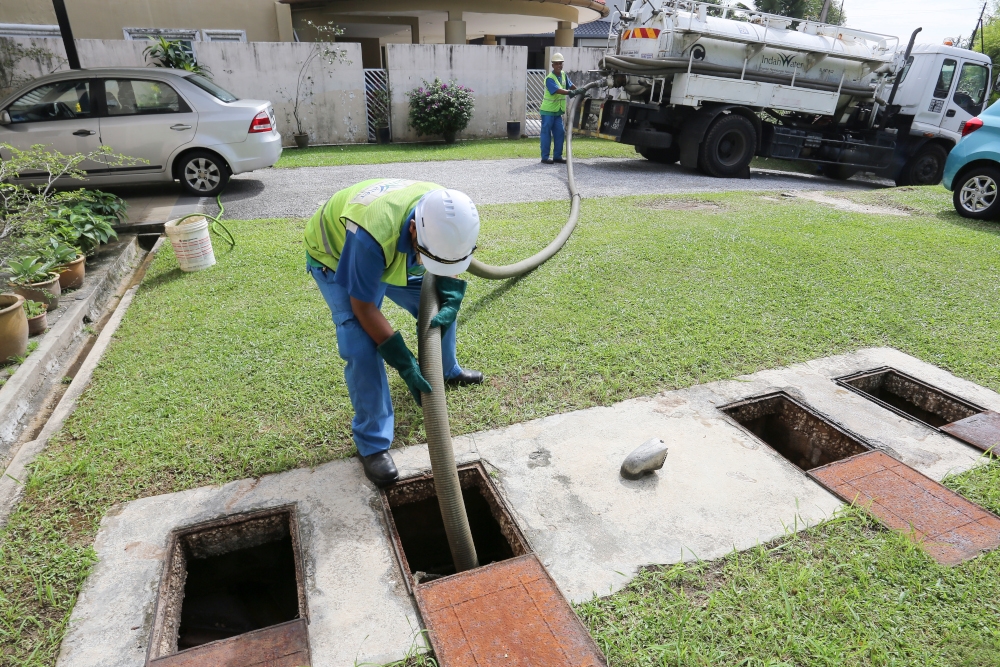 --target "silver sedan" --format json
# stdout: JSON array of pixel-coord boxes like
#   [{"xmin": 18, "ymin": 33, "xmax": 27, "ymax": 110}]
[{"xmin": 0, "ymin": 67, "xmax": 281, "ymax": 197}]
